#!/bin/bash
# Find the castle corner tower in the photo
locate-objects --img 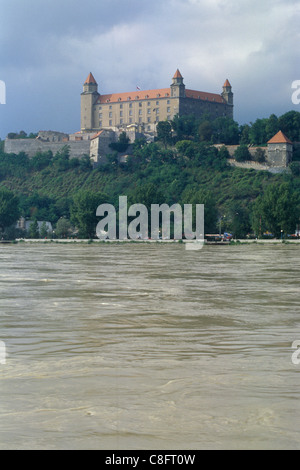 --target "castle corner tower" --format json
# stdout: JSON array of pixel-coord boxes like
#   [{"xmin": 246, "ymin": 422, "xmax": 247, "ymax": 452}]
[
  {"xmin": 170, "ymin": 69, "xmax": 185, "ymax": 98},
  {"xmin": 81, "ymin": 72, "xmax": 99, "ymax": 132},
  {"xmin": 222, "ymin": 79, "xmax": 233, "ymax": 105}
]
